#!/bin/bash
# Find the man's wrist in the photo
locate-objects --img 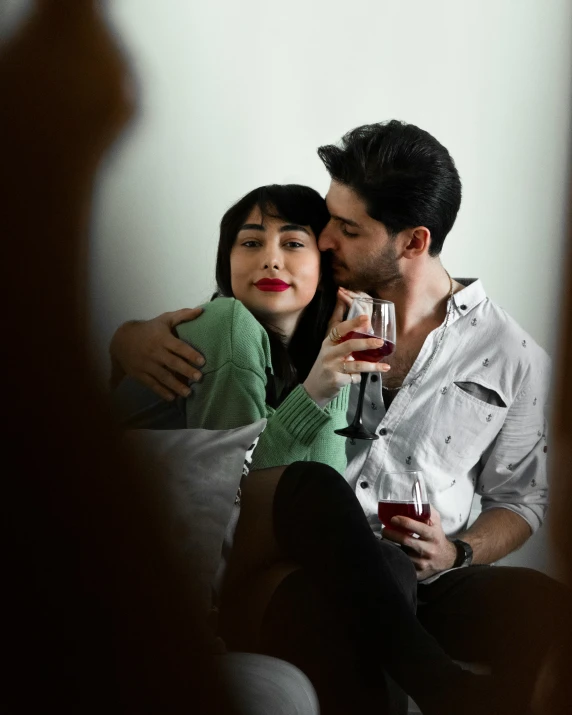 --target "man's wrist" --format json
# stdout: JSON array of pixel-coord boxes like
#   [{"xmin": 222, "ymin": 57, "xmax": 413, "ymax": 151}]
[
  {"xmin": 109, "ymin": 320, "xmax": 142, "ymax": 388},
  {"xmin": 450, "ymin": 538, "xmax": 474, "ymax": 568},
  {"xmin": 110, "ymin": 320, "xmax": 142, "ymax": 357},
  {"xmin": 446, "ymin": 540, "xmax": 458, "ymax": 569}
]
